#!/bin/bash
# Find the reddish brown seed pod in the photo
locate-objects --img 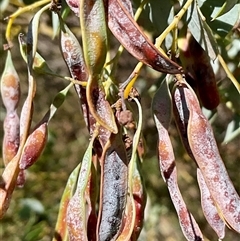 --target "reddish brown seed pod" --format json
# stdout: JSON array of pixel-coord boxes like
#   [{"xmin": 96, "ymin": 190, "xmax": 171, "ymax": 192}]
[
  {"xmin": 197, "ymin": 168, "xmax": 225, "ymax": 239},
  {"xmin": 106, "ymin": 0, "xmax": 182, "ymax": 74},
  {"xmin": 2, "ymin": 112, "xmax": 20, "ymax": 166},
  {"xmin": 19, "ymin": 123, "xmax": 48, "ymax": 170},
  {"xmin": 153, "ymin": 80, "xmax": 203, "ymax": 241},
  {"xmin": 184, "ymin": 84, "xmax": 240, "ymax": 233},
  {"xmin": 178, "ymin": 33, "xmax": 220, "ymax": 110}
]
